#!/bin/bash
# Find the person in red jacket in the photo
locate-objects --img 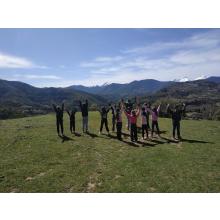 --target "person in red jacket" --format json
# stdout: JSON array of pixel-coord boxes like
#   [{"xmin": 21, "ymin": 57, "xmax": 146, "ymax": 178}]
[{"xmin": 123, "ymin": 102, "xmax": 140, "ymax": 142}]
